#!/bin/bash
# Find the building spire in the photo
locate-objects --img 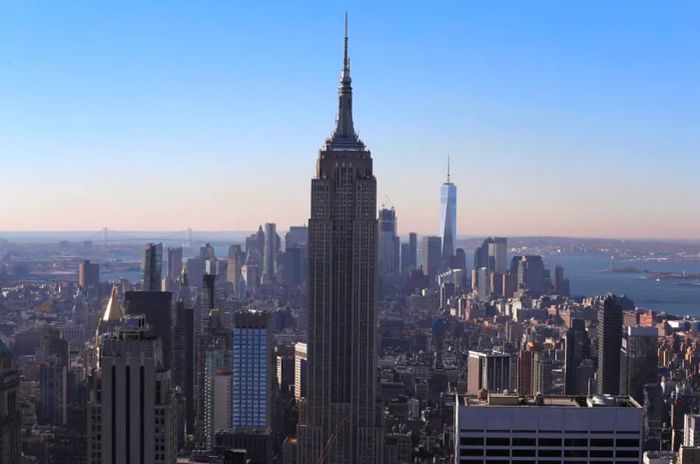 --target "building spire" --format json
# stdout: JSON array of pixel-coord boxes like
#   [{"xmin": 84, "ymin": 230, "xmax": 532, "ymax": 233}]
[
  {"xmin": 344, "ymin": 11, "xmax": 349, "ymax": 72},
  {"xmin": 330, "ymin": 12, "xmax": 357, "ymax": 144},
  {"xmin": 447, "ymin": 154, "xmax": 451, "ymax": 183}
]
